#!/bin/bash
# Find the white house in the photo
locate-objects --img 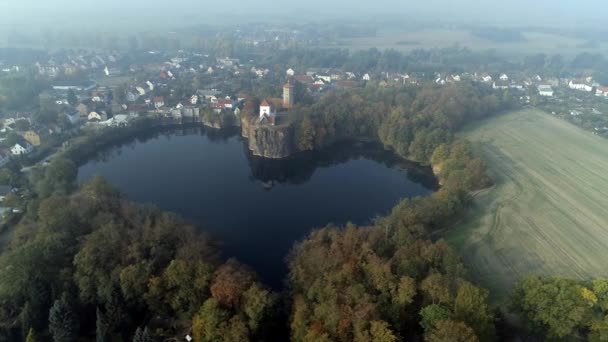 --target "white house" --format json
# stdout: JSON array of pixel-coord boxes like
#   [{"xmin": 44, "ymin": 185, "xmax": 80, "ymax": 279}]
[
  {"xmin": 481, "ymin": 75, "xmax": 493, "ymax": 83},
  {"xmin": 316, "ymin": 74, "xmax": 331, "ymax": 83},
  {"xmin": 596, "ymin": 87, "xmax": 608, "ymax": 97},
  {"xmin": 11, "ymin": 143, "xmax": 33, "ymax": 156},
  {"xmin": 88, "ymin": 111, "xmax": 106, "ymax": 121},
  {"xmin": 538, "ymin": 85, "xmax": 554, "ymax": 97},
  {"xmin": 259, "ymin": 100, "xmax": 276, "ymax": 121},
  {"xmin": 499, "ymin": 74, "xmax": 509, "ymax": 81},
  {"xmin": 286, "ymin": 68, "xmax": 295, "ymax": 76},
  {"xmin": 362, "ymin": 73, "xmax": 371, "ymax": 81},
  {"xmin": 569, "ymin": 80, "xmax": 593, "ymax": 92},
  {"xmin": 135, "ymin": 86, "xmax": 146, "ymax": 96},
  {"xmin": 190, "ymin": 95, "xmax": 199, "ymax": 105}
]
